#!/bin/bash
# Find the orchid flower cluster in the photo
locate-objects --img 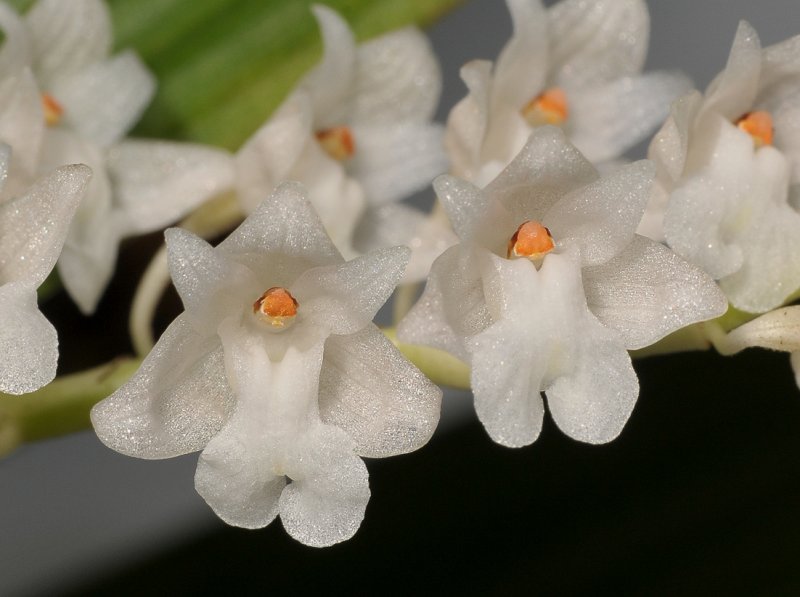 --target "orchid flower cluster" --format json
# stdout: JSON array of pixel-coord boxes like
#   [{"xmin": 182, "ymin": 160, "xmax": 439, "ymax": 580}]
[{"xmin": 2, "ymin": 0, "xmax": 800, "ymax": 548}]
